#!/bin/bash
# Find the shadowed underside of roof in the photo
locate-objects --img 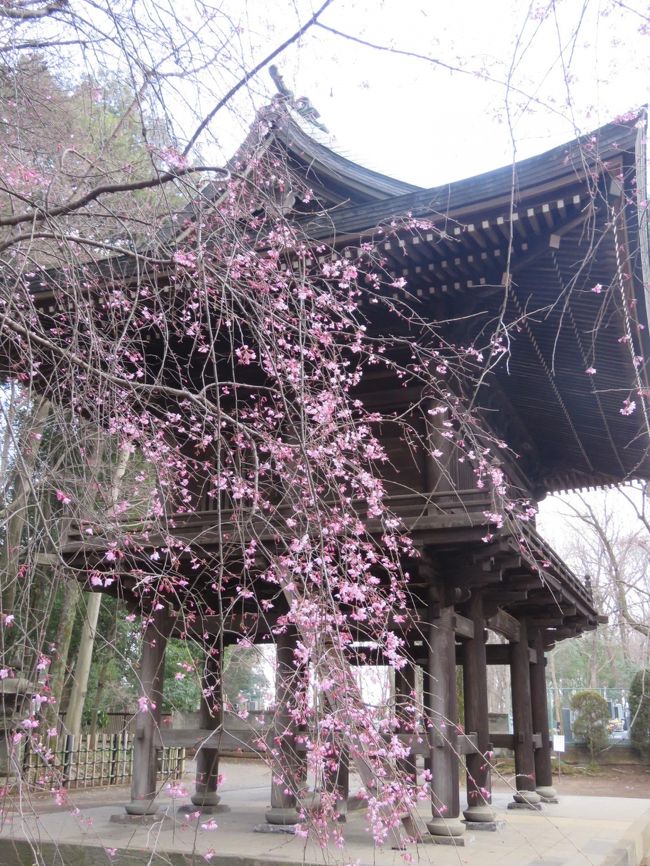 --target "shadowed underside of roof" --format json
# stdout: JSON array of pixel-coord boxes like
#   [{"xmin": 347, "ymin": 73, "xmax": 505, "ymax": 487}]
[{"xmin": 280, "ymin": 111, "xmax": 649, "ymax": 492}]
